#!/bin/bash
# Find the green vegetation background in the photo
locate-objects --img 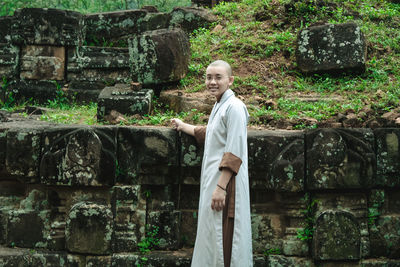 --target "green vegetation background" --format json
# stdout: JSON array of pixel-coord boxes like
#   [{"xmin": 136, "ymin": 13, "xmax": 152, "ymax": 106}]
[{"xmin": 1, "ymin": 0, "xmax": 400, "ymax": 128}]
